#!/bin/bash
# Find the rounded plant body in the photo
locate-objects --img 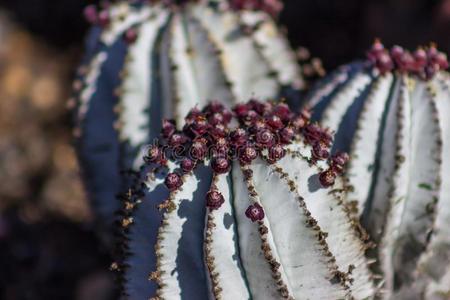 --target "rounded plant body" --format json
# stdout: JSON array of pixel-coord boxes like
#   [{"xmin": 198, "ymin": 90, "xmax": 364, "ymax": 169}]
[
  {"xmin": 117, "ymin": 100, "xmax": 376, "ymax": 299},
  {"xmin": 72, "ymin": 0, "xmax": 303, "ymax": 237},
  {"xmin": 306, "ymin": 40, "xmax": 450, "ymax": 299}
]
